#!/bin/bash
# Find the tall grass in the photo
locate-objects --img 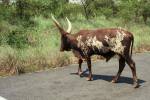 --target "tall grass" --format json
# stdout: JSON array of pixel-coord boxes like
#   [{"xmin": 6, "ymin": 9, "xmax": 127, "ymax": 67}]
[
  {"xmin": 0, "ymin": 15, "xmax": 150, "ymax": 76},
  {"xmin": 130, "ymin": 24, "xmax": 150, "ymax": 51}
]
